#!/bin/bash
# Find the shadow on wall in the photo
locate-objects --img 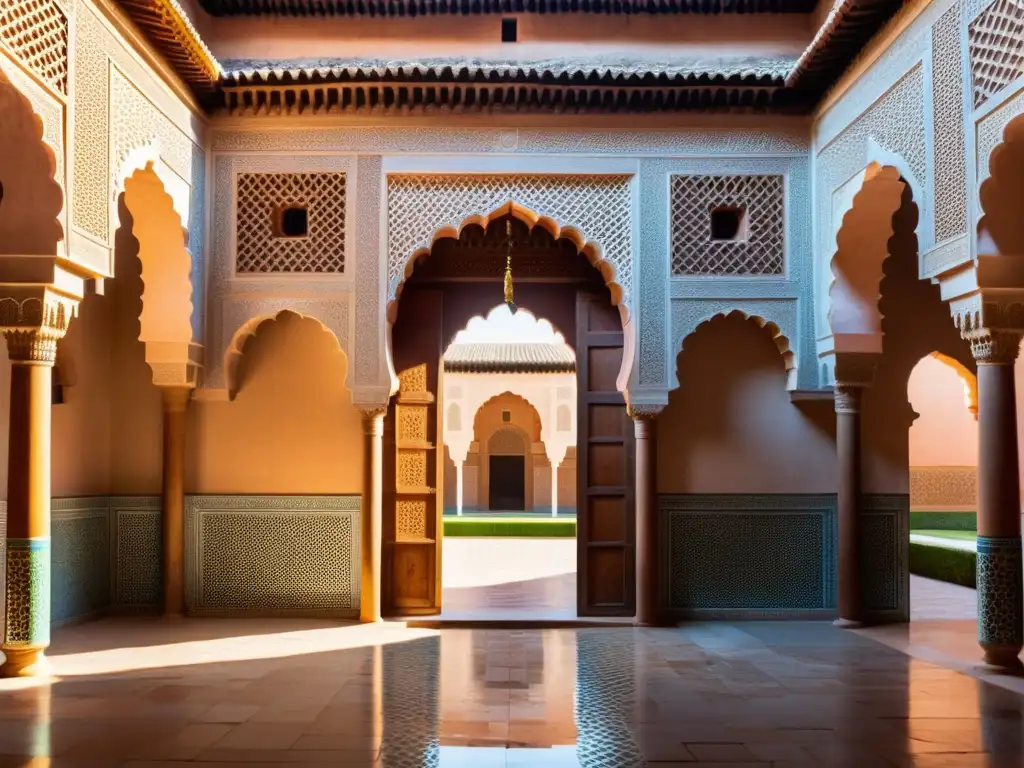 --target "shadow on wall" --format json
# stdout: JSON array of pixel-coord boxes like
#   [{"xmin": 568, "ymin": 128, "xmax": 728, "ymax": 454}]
[
  {"xmin": 658, "ymin": 312, "xmax": 837, "ymax": 495},
  {"xmin": 862, "ymin": 183, "xmax": 975, "ymax": 495},
  {"xmin": 186, "ymin": 311, "xmax": 365, "ymax": 495}
]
